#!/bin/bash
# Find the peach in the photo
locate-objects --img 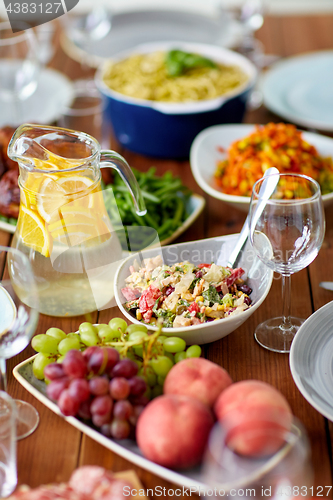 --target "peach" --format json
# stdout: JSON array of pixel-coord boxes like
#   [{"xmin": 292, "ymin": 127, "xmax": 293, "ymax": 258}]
[
  {"xmin": 164, "ymin": 357, "xmax": 232, "ymax": 408},
  {"xmin": 136, "ymin": 394, "xmax": 214, "ymax": 469},
  {"xmin": 214, "ymin": 380, "xmax": 293, "ymax": 457}
]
